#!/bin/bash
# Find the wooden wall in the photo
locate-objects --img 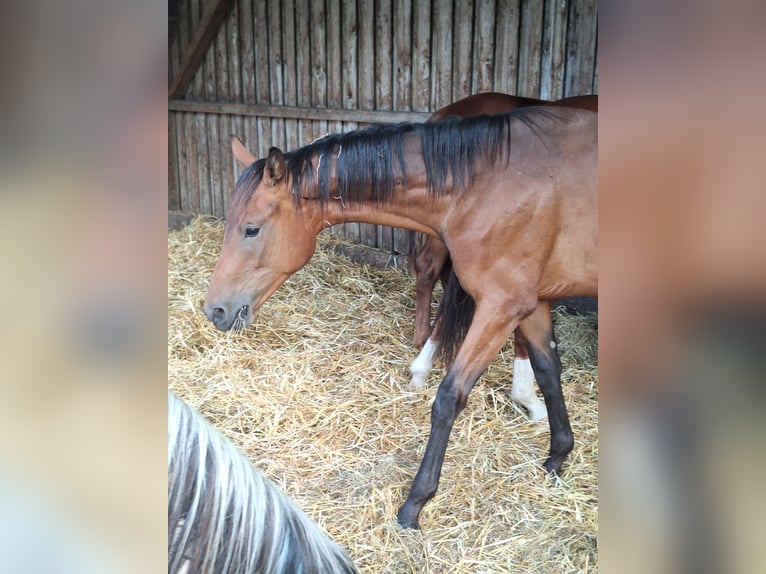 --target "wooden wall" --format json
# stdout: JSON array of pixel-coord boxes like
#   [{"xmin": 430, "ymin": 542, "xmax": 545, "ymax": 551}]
[{"xmin": 168, "ymin": 0, "xmax": 598, "ymax": 254}]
